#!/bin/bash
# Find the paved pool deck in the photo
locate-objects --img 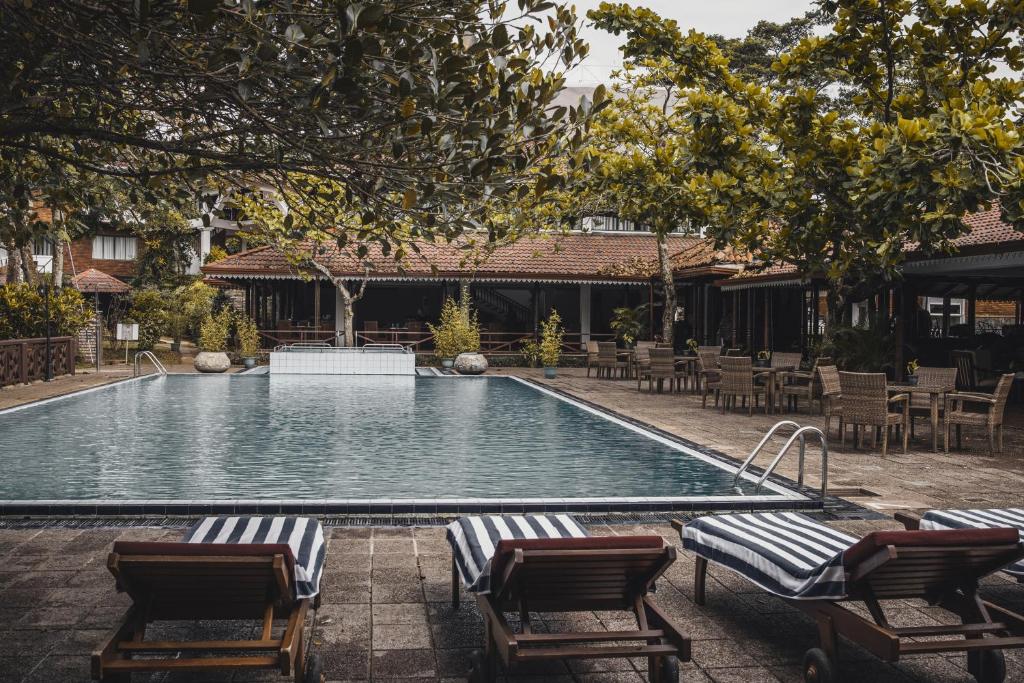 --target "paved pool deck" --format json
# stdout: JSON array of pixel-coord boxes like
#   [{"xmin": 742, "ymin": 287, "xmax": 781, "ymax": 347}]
[{"xmin": 1, "ymin": 367, "xmax": 1023, "ymax": 681}]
